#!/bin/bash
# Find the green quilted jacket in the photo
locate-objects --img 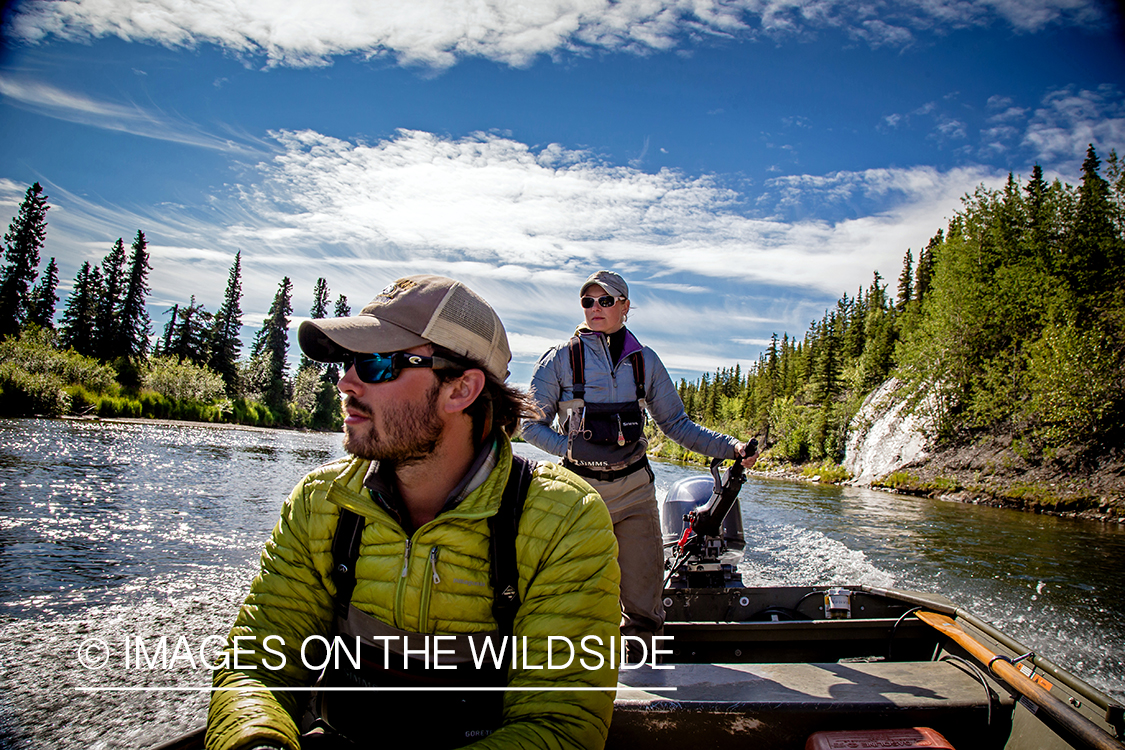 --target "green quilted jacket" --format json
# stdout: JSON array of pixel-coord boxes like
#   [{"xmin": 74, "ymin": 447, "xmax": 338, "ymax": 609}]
[{"xmin": 206, "ymin": 439, "xmax": 621, "ymax": 750}]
